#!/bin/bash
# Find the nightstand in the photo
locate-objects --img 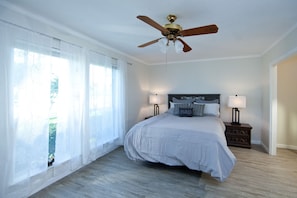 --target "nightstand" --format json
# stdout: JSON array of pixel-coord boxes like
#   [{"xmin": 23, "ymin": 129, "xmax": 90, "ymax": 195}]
[{"xmin": 224, "ymin": 122, "xmax": 252, "ymax": 149}]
